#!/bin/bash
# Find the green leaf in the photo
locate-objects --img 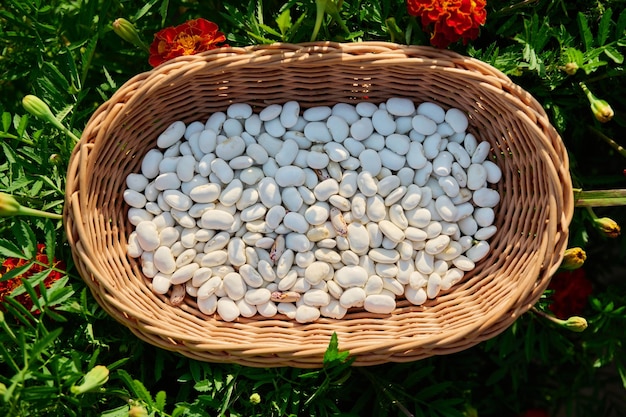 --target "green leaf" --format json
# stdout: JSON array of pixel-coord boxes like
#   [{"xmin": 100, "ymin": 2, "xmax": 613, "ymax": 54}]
[
  {"xmin": 133, "ymin": 0, "xmax": 160, "ymax": 21},
  {"xmin": 155, "ymin": 390, "xmax": 167, "ymax": 412},
  {"xmin": 603, "ymin": 45, "xmax": 624, "ymax": 63},
  {"xmin": 0, "ymin": 262, "xmax": 32, "ymax": 283},
  {"xmin": 42, "ymin": 61, "xmax": 70, "ymax": 93},
  {"xmin": 2, "ymin": 112, "xmax": 10, "ymax": 131},
  {"xmin": 44, "ymin": 220, "xmax": 56, "ymax": 262},
  {"xmin": 577, "ymin": 12, "xmax": 594, "ymax": 50},
  {"xmin": 131, "ymin": 378, "xmax": 154, "ymax": 407},
  {"xmin": 565, "ymin": 47, "xmax": 584, "ymax": 65},
  {"xmin": 323, "ymin": 338, "xmax": 341, "ymax": 362},
  {"xmin": 1, "ymin": 141, "xmax": 17, "ymax": 164},
  {"xmin": 616, "ymin": 9, "xmax": 626, "ymax": 39},
  {"xmin": 158, "ymin": 0, "xmax": 169, "ymax": 26},
  {"xmin": 11, "ymin": 220, "xmax": 36, "ymax": 259},
  {"xmin": 16, "ymin": 113, "xmax": 29, "ymax": 139},
  {"xmin": 258, "ymin": 22, "xmax": 282, "ymax": 38},
  {"xmin": 276, "ymin": 8, "xmax": 292, "ymax": 36},
  {"xmin": 0, "ymin": 238, "xmax": 28, "ymax": 259},
  {"xmin": 597, "ymin": 8, "xmax": 613, "ymax": 46},
  {"xmin": 100, "ymin": 405, "xmax": 131, "ymax": 417},
  {"xmin": 29, "ymin": 327, "xmax": 63, "ymax": 360}
]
